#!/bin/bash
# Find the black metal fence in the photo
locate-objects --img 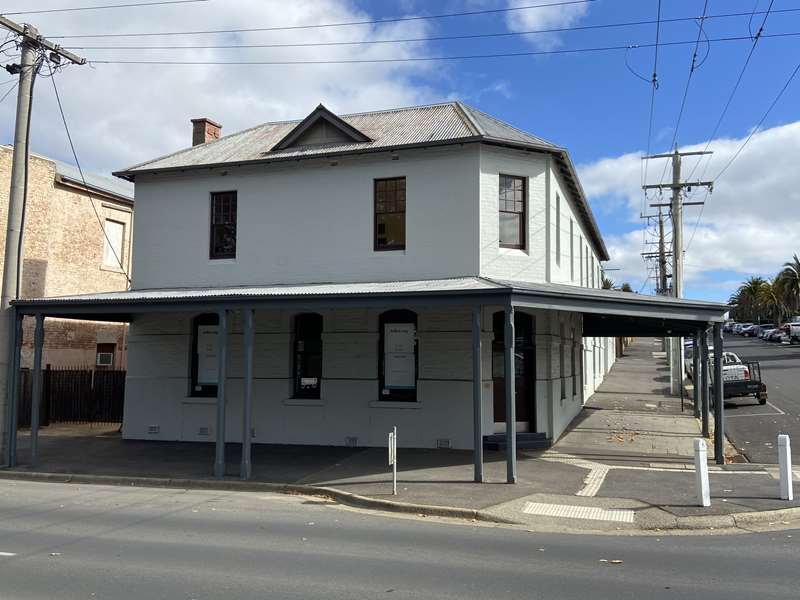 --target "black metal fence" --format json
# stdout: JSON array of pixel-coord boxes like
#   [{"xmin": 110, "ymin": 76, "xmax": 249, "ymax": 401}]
[{"xmin": 17, "ymin": 367, "xmax": 126, "ymax": 428}]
